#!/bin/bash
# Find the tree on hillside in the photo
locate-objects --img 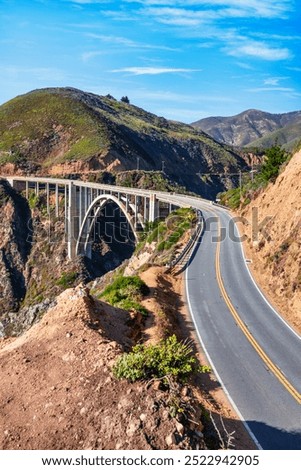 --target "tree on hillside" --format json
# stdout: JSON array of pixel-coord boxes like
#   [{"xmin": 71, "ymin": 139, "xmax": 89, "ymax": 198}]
[
  {"xmin": 121, "ymin": 96, "xmax": 130, "ymax": 104},
  {"xmin": 261, "ymin": 145, "xmax": 288, "ymax": 182}
]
